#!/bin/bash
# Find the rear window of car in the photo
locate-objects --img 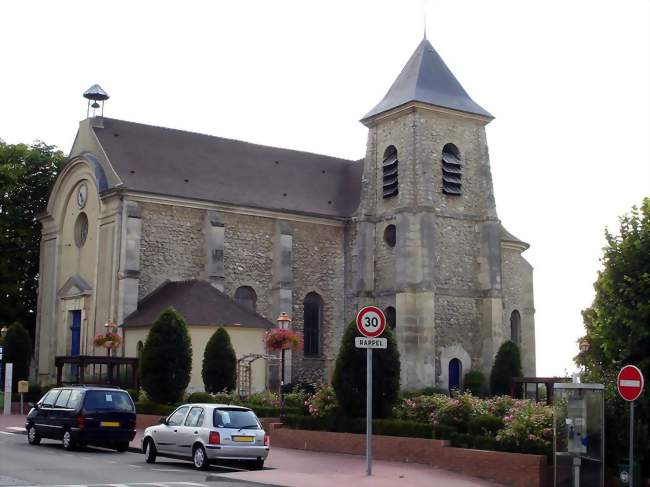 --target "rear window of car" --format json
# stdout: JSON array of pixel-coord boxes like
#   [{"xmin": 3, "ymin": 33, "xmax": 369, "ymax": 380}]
[
  {"xmin": 213, "ymin": 408, "xmax": 260, "ymax": 429},
  {"xmin": 83, "ymin": 390, "xmax": 134, "ymax": 412}
]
